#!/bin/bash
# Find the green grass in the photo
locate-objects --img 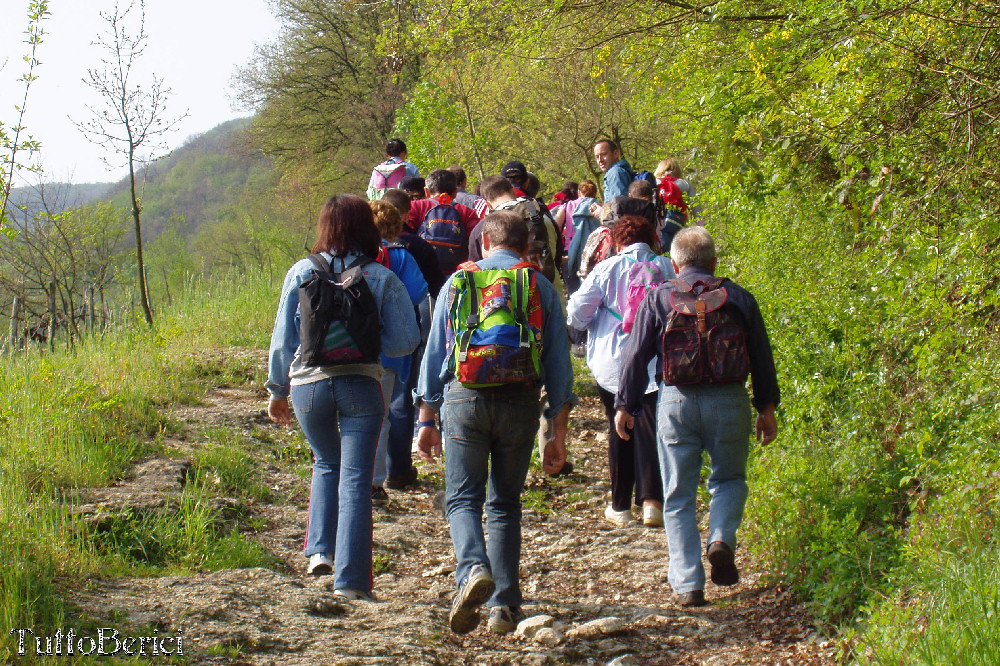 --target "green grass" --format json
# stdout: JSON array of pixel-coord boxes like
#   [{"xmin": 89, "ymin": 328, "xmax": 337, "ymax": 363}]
[{"xmin": 0, "ymin": 271, "xmax": 279, "ymax": 661}]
